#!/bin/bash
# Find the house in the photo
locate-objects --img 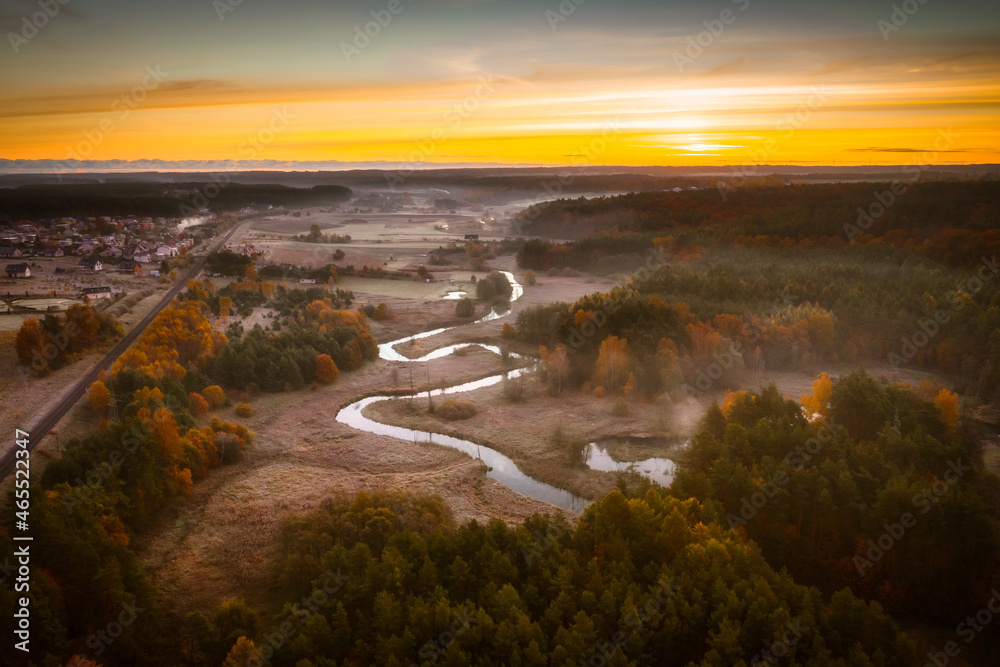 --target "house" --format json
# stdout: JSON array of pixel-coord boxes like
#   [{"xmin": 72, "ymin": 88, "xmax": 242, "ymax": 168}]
[
  {"xmin": 78, "ymin": 258, "xmax": 104, "ymax": 272},
  {"xmin": 42, "ymin": 245, "xmax": 64, "ymax": 257},
  {"xmin": 133, "ymin": 252, "xmax": 151, "ymax": 263},
  {"xmin": 155, "ymin": 245, "xmax": 178, "ymax": 258},
  {"xmin": 5, "ymin": 263, "xmax": 30, "ymax": 278},
  {"xmin": 0, "ymin": 247, "xmax": 22, "ymax": 258},
  {"xmin": 81, "ymin": 286, "xmax": 113, "ymax": 300},
  {"xmin": 118, "ymin": 259, "xmax": 142, "ymax": 274}
]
